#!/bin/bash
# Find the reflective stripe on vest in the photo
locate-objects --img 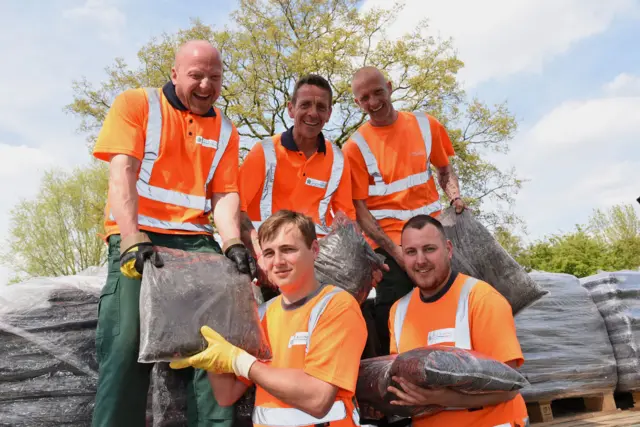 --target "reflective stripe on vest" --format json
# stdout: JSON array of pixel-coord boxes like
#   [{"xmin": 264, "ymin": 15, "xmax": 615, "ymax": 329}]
[
  {"xmin": 109, "ymin": 212, "xmax": 213, "ymax": 234},
  {"xmin": 254, "ymin": 288, "xmax": 356, "ymax": 426},
  {"xmin": 351, "ymin": 112, "xmax": 441, "ymax": 220},
  {"xmin": 135, "ymin": 88, "xmax": 233, "ymax": 216},
  {"xmin": 252, "ymin": 137, "xmax": 344, "ymax": 235},
  {"xmin": 393, "ymin": 276, "xmax": 479, "ymax": 351}
]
